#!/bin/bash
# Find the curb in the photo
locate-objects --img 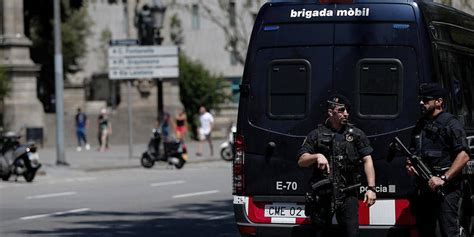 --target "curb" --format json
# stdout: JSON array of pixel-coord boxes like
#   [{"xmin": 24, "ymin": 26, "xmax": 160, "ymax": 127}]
[{"xmin": 38, "ymin": 157, "xmax": 229, "ymax": 174}]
